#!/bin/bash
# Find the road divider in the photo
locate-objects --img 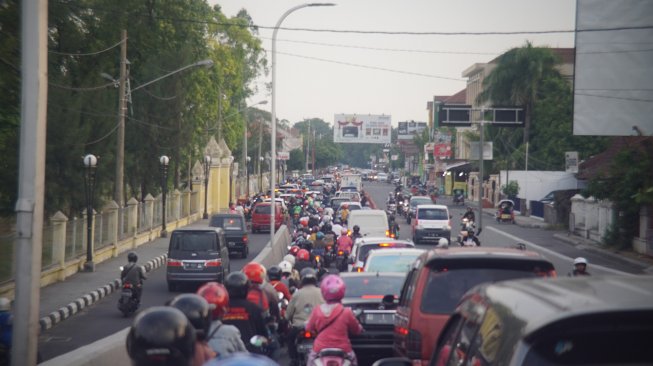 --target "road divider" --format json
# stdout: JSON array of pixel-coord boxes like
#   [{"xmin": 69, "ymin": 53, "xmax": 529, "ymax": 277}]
[{"xmin": 252, "ymin": 225, "xmax": 291, "ymax": 267}]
